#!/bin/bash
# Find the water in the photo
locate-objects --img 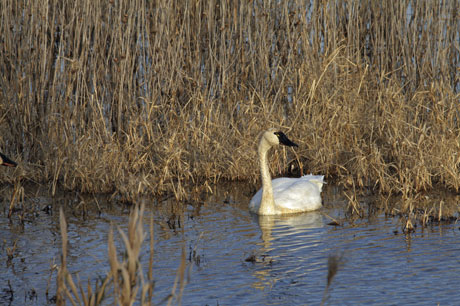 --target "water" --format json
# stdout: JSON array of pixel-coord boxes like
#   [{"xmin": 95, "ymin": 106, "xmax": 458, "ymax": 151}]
[{"xmin": 1, "ymin": 184, "xmax": 460, "ymax": 305}]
